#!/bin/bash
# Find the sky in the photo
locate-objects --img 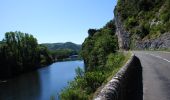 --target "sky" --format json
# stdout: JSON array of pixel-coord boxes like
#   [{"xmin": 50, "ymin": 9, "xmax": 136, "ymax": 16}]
[{"xmin": 0, "ymin": 0, "xmax": 117, "ymax": 44}]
